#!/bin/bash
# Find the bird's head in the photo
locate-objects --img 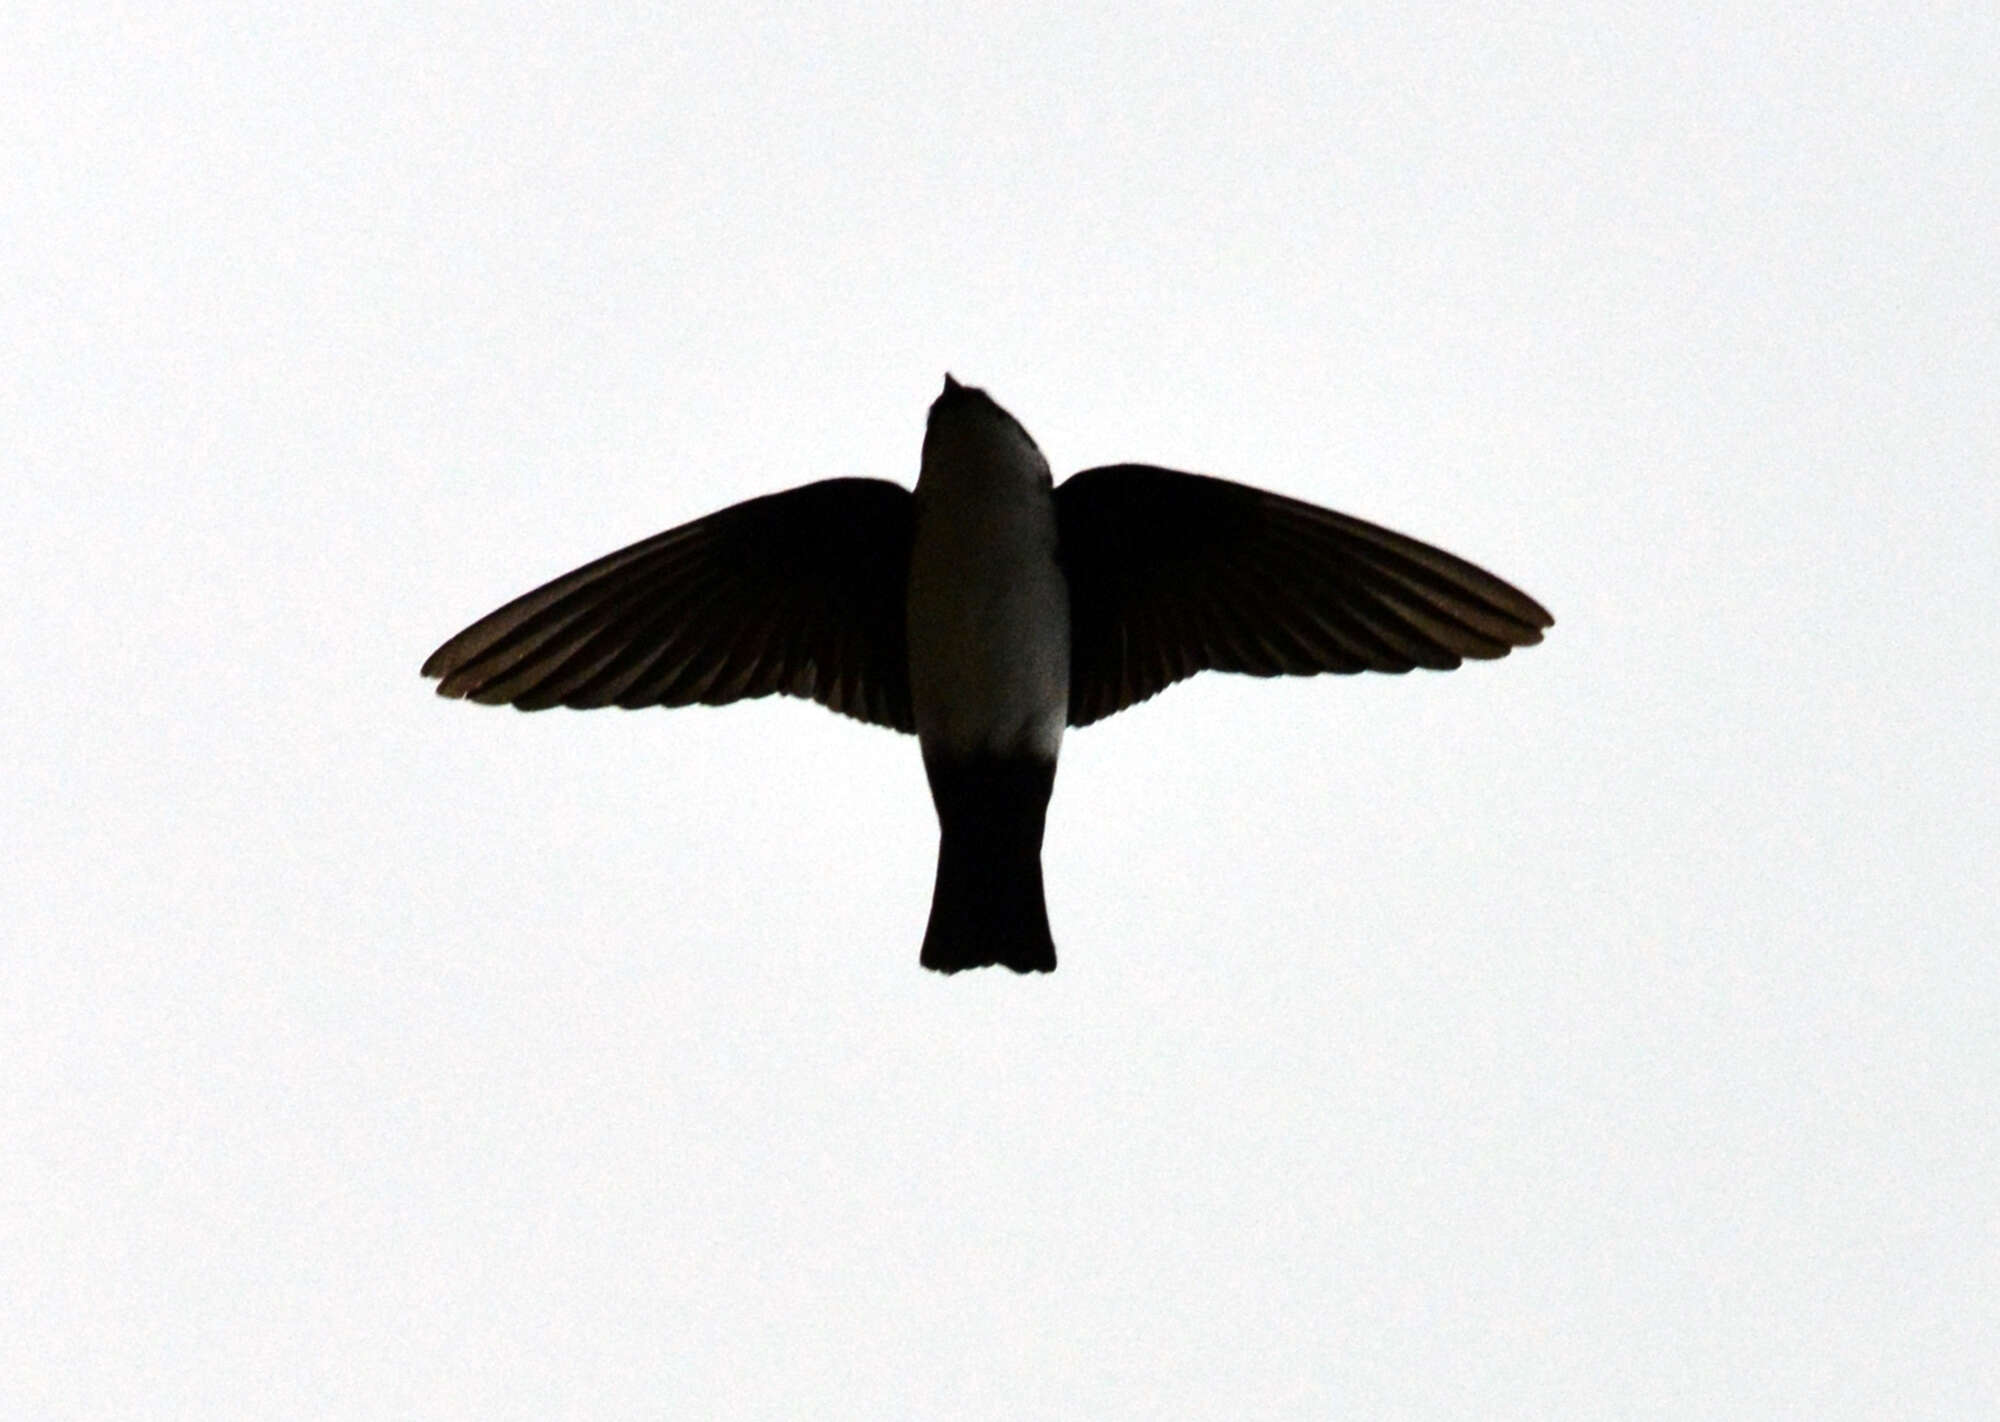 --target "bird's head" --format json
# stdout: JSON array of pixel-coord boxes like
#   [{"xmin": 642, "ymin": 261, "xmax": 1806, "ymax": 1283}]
[{"xmin": 922, "ymin": 374, "xmax": 1047, "ymax": 490}]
